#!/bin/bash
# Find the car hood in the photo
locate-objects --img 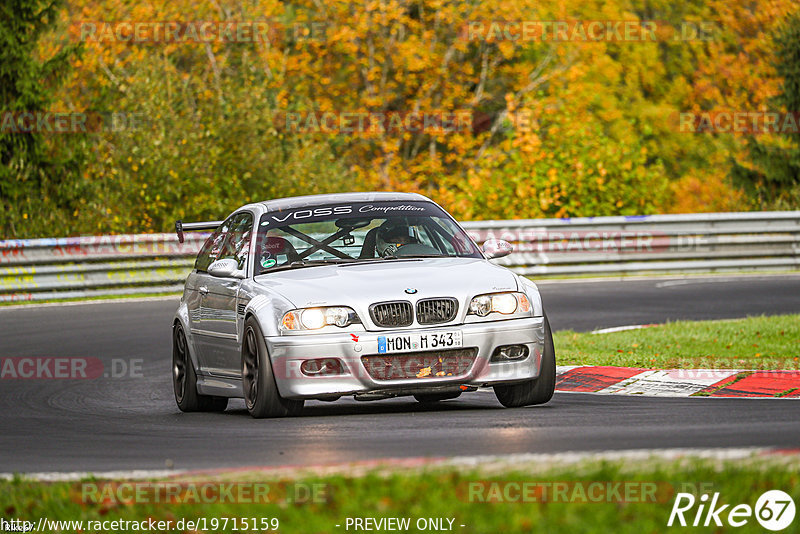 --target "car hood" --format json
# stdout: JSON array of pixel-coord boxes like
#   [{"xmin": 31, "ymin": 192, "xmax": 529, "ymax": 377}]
[{"xmin": 253, "ymin": 257, "xmax": 519, "ymax": 308}]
